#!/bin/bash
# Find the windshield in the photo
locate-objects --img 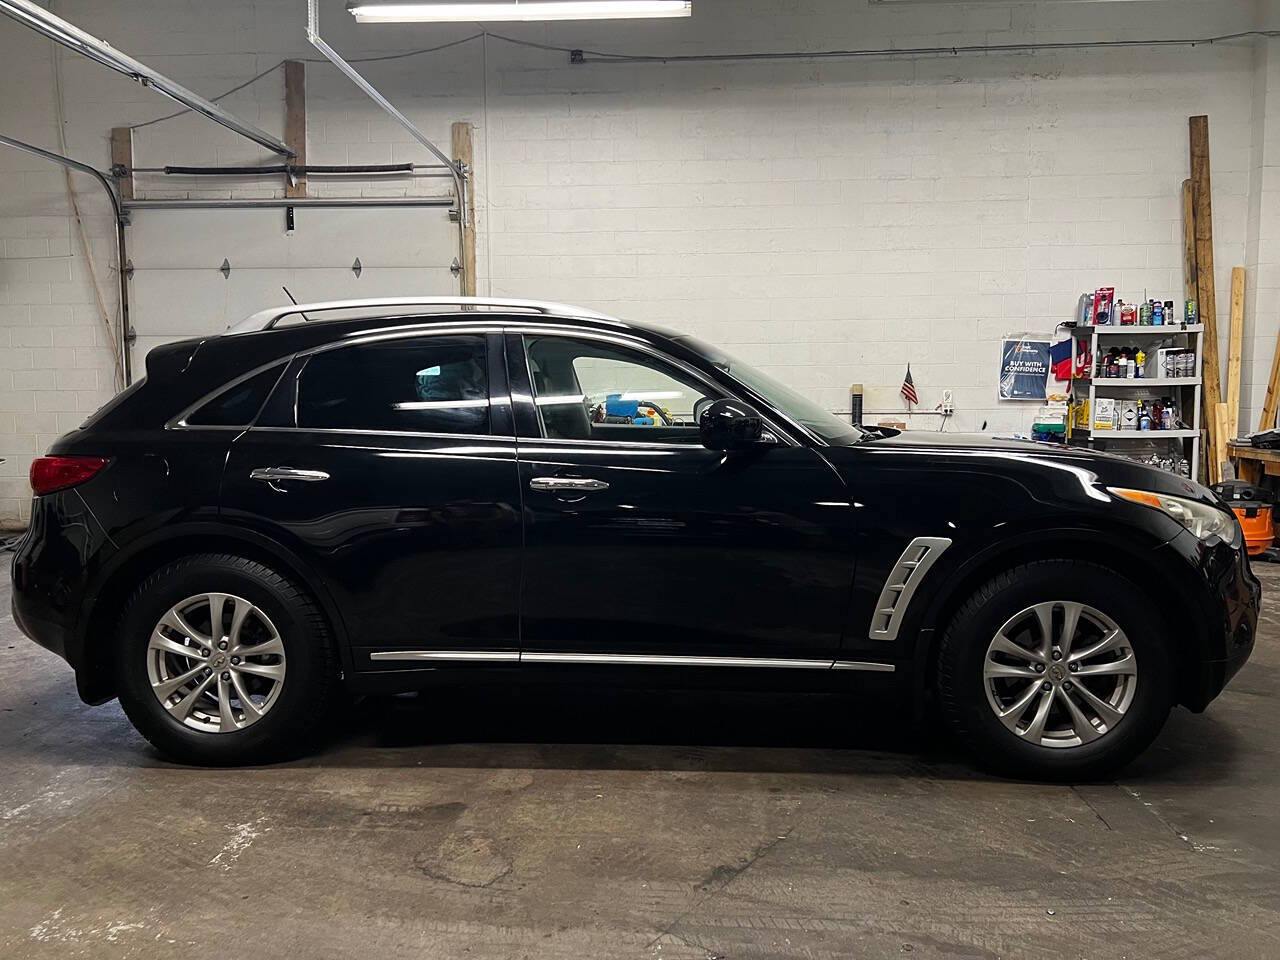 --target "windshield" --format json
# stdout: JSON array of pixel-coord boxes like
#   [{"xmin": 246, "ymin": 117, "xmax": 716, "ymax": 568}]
[{"xmin": 675, "ymin": 337, "xmax": 866, "ymax": 444}]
